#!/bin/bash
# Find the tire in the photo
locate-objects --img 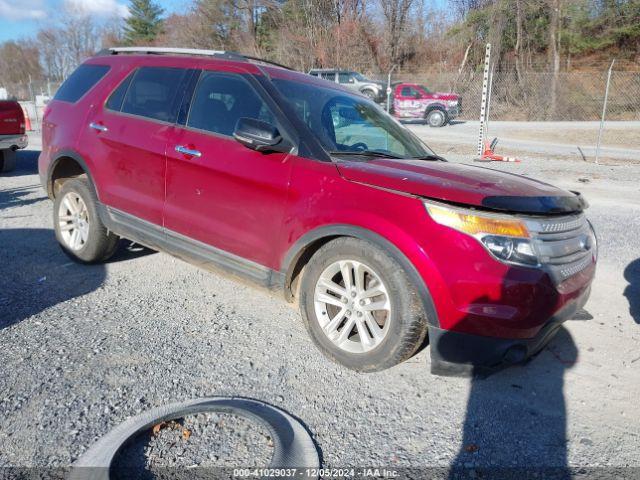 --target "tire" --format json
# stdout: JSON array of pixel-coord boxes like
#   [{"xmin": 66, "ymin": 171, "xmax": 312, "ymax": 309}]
[
  {"xmin": 53, "ymin": 177, "xmax": 119, "ymax": 263},
  {"xmin": 361, "ymin": 89, "xmax": 378, "ymax": 101},
  {"xmin": 0, "ymin": 149, "xmax": 16, "ymax": 173},
  {"xmin": 300, "ymin": 237, "xmax": 428, "ymax": 372},
  {"xmin": 70, "ymin": 397, "xmax": 320, "ymax": 480},
  {"xmin": 426, "ymin": 109, "xmax": 447, "ymax": 127}
]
